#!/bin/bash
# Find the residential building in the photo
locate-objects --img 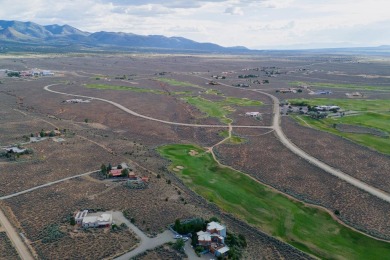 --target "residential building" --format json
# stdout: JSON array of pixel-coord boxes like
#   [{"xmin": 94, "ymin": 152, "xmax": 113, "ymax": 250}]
[
  {"xmin": 245, "ymin": 112, "xmax": 261, "ymax": 117},
  {"xmin": 197, "ymin": 222, "xmax": 229, "ymax": 257},
  {"xmin": 75, "ymin": 210, "xmax": 88, "ymax": 225}
]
